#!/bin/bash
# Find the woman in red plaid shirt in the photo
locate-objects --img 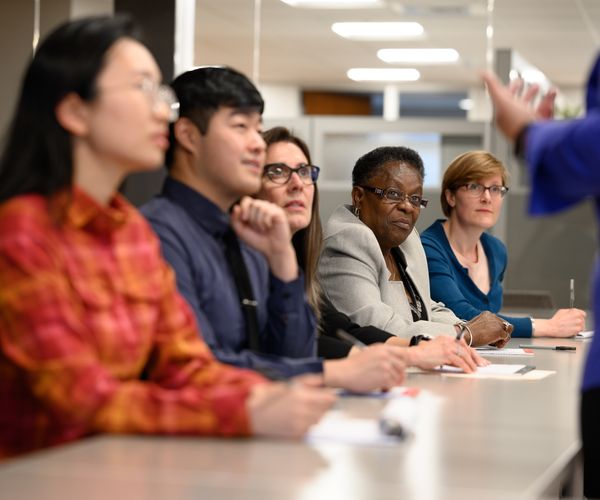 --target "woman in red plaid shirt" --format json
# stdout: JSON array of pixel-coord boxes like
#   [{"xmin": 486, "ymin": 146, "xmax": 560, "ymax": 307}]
[{"xmin": 0, "ymin": 15, "xmax": 334, "ymax": 459}]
